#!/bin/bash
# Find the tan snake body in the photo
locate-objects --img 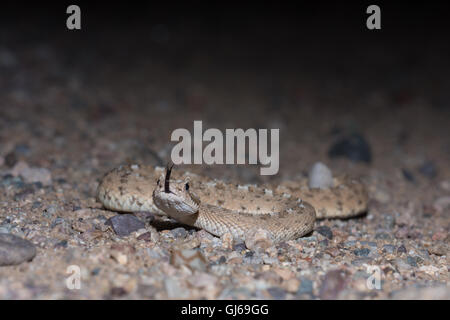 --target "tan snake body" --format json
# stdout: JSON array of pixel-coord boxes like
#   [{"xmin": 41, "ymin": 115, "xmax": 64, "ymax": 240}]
[{"xmin": 97, "ymin": 164, "xmax": 368, "ymax": 242}]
